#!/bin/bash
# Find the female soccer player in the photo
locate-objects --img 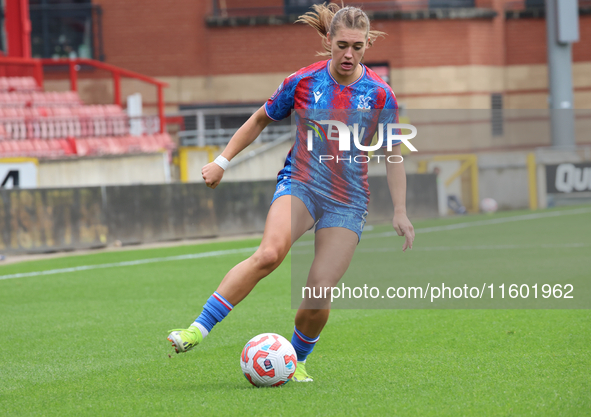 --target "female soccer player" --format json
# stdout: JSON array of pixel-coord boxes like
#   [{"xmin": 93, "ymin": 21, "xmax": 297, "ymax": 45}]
[{"xmin": 167, "ymin": 3, "xmax": 415, "ymax": 382}]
